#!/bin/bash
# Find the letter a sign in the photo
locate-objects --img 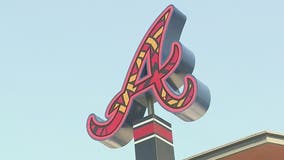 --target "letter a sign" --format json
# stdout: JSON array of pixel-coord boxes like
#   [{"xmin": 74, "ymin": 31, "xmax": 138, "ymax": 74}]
[{"xmin": 87, "ymin": 5, "xmax": 211, "ymax": 148}]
